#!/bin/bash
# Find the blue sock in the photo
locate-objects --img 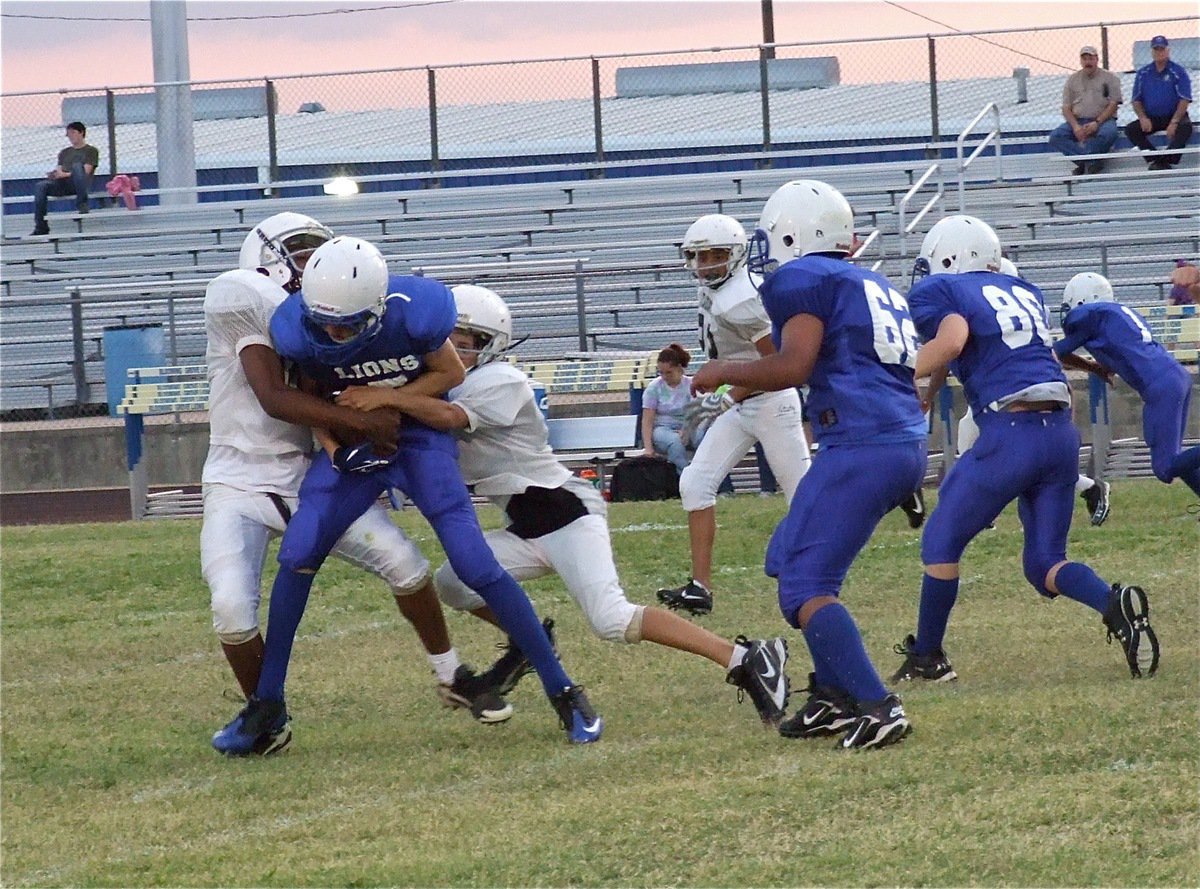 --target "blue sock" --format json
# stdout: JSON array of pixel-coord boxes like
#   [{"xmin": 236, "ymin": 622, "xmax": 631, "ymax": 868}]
[
  {"xmin": 475, "ymin": 574, "xmax": 573, "ymax": 697},
  {"xmin": 255, "ymin": 569, "xmax": 316, "ymax": 702},
  {"xmin": 803, "ymin": 602, "xmax": 888, "ymax": 704},
  {"xmin": 1170, "ymin": 446, "xmax": 1200, "ymax": 496},
  {"xmin": 802, "ymin": 635, "xmax": 841, "ymax": 690},
  {"xmin": 914, "ymin": 574, "xmax": 959, "ymax": 655},
  {"xmin": 1054, "ymin": 561, "xmax": 1112, "ymax": 615}
]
